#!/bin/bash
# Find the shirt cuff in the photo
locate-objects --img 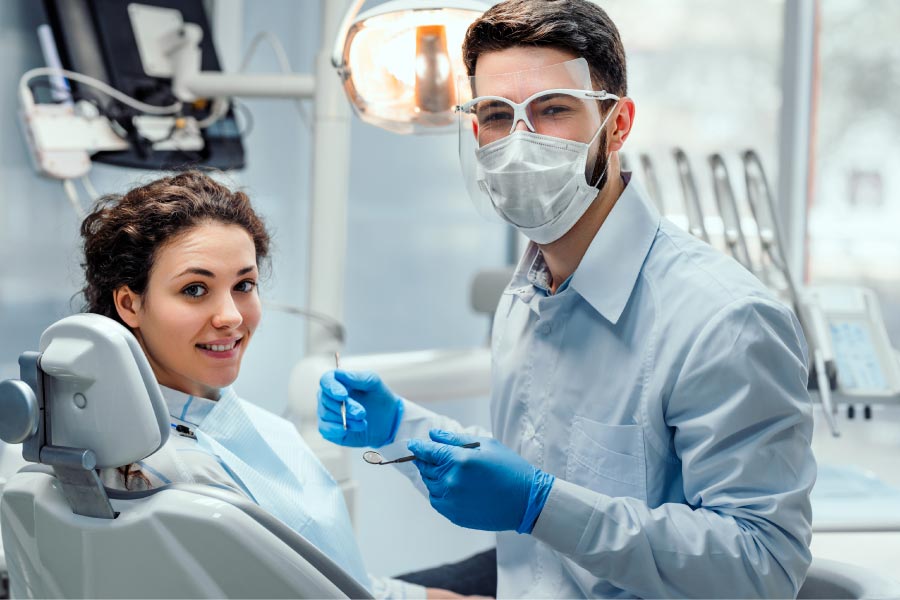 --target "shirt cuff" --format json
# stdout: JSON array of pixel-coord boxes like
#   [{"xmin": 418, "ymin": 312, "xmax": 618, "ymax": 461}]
[
  {"xmin": 530, "ymin": 478, "xmax": 604, "ymax": 554},
  {"xmin": 378, "ymin": 399, "xmax": 440, "ymax": 456}
]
